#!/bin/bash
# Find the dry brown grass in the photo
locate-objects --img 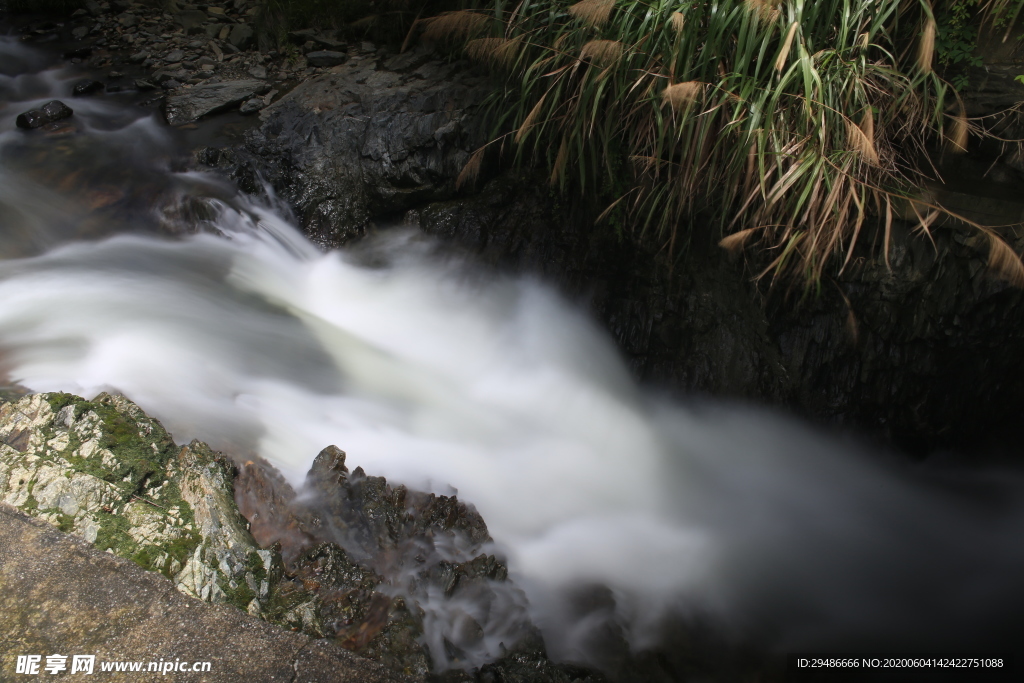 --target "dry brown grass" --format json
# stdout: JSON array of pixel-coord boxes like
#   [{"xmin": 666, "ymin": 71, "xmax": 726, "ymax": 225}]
[
  {"xmin": 947, "ymin": 111, "xmax": 969, "ymax": 152},
  {"xmin": 719, "ymin": 226, "xmax": 761, "ymax": 252},
  {"xmin": 466, "ymin": 37, "xmax": 522, "ymax": 68},
  {"xmin": 775, "ymin": 22, "xmax": 798, "ymax": 72},
  {"xmin": 515, "ymin": 93, "xmax": 548, "ymax": 143},
  {"xmin": 745, "ymin": 0, "xmax": 780, "ymax": 24},
  {"xmin": 568, "ymin": 0, "xmax": 616, "ymax": 28},
  {"xmin": 847, "ymin": 110, "xmax": 880, "ymax": 165},
  {"xmin": 421, "ymin": 11, "xmax": 490, "ymax": 42},
  {"xmin": 456, "ymin": 147, "xmax": 486, "ymax": 190},
  {"xmin": 670, "ymin": 11, "xmax": 685, "ymax": 33},
  {"xmin": 662, "ymin": 81, "xmax": 705, "ymax": 111},
  {"xmin": 918, "ymin": 18, "xmax": 936, "ymax": 72},
  {"xmin": 987, "ymin": 232, "xmax": 1024, "ymax": 286},
  {"xmin": 580, "ymin": 39, "xmax": 624, "ymax": 67}
]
